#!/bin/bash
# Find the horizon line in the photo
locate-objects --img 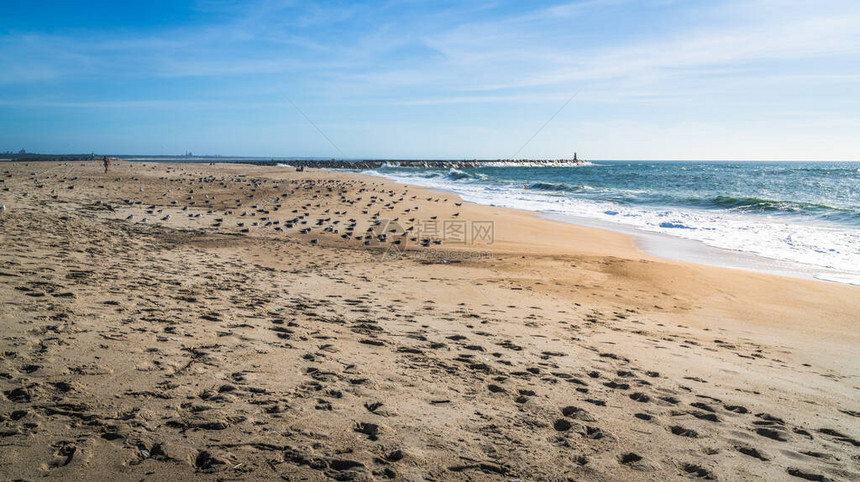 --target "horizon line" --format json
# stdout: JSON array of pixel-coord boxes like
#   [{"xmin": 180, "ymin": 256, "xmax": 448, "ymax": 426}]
[{"xmin": 2, "ymin": 153, "xmax": 858, "ymax": 163}]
